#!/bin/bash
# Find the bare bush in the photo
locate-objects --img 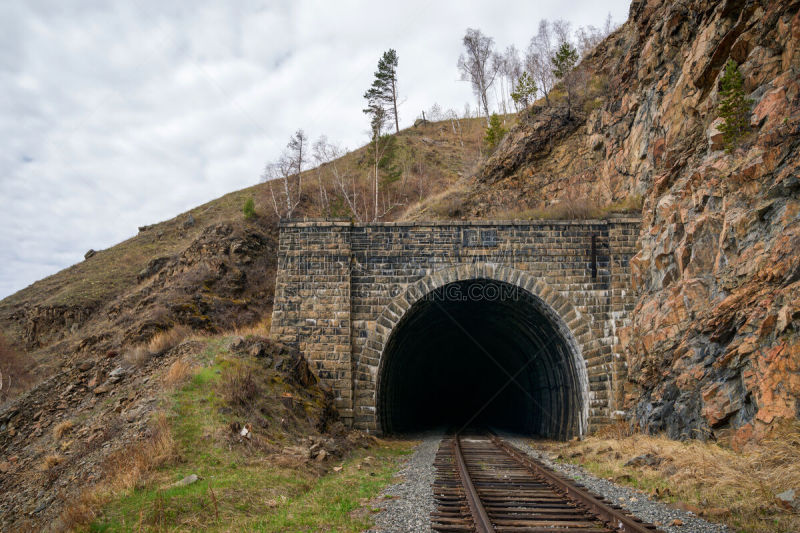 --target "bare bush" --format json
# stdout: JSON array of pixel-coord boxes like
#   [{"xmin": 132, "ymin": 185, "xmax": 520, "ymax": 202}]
[{"xmin": 219, "ymin": 367, "xmax": 260, "ymax": 409}]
